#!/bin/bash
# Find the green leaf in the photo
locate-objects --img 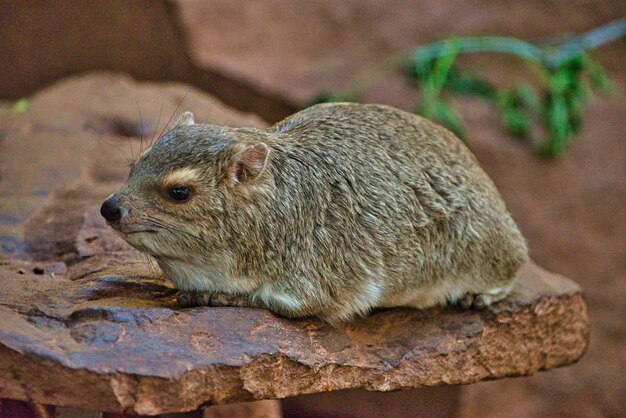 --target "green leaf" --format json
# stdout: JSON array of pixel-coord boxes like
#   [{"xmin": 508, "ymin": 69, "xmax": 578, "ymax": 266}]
[
  {"xmin": 541, "ymin": 93, "xmax": 573, "ymax": 157},
  {"xmin": 495, "ymin": 85, "xmax": 535, "ymax": 139},
  {"xmin": 313, "ymin": 25, "xmax": 623, "ymax": 158},
  {"xmin": 428, "ymin": 41, "xmax": 460, "ymax": 94},
  {"xmin": 446, "ymin": 68, "xmax": 497, "ymax": 99},
  {"xmin": 503, "ymin": 108, "xmax": 530, "ymax": 138},
  {"xmin": 548, "ymin": 70, "xmax": 570, "ymax": 95},
  {"xmin": 511, "ymin": 84, "xmax": 537, "ymax": 108},
  {"xmin": 11, "ymin": 98, "xmax": 29, "ymax": 114},
  {"xmin": 586, "ymin": 59, "xmax": 613, "ymax": 94},
  {"xmin": 564, "ymin": 91, "xmax": 584, "ymax": 134}
]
